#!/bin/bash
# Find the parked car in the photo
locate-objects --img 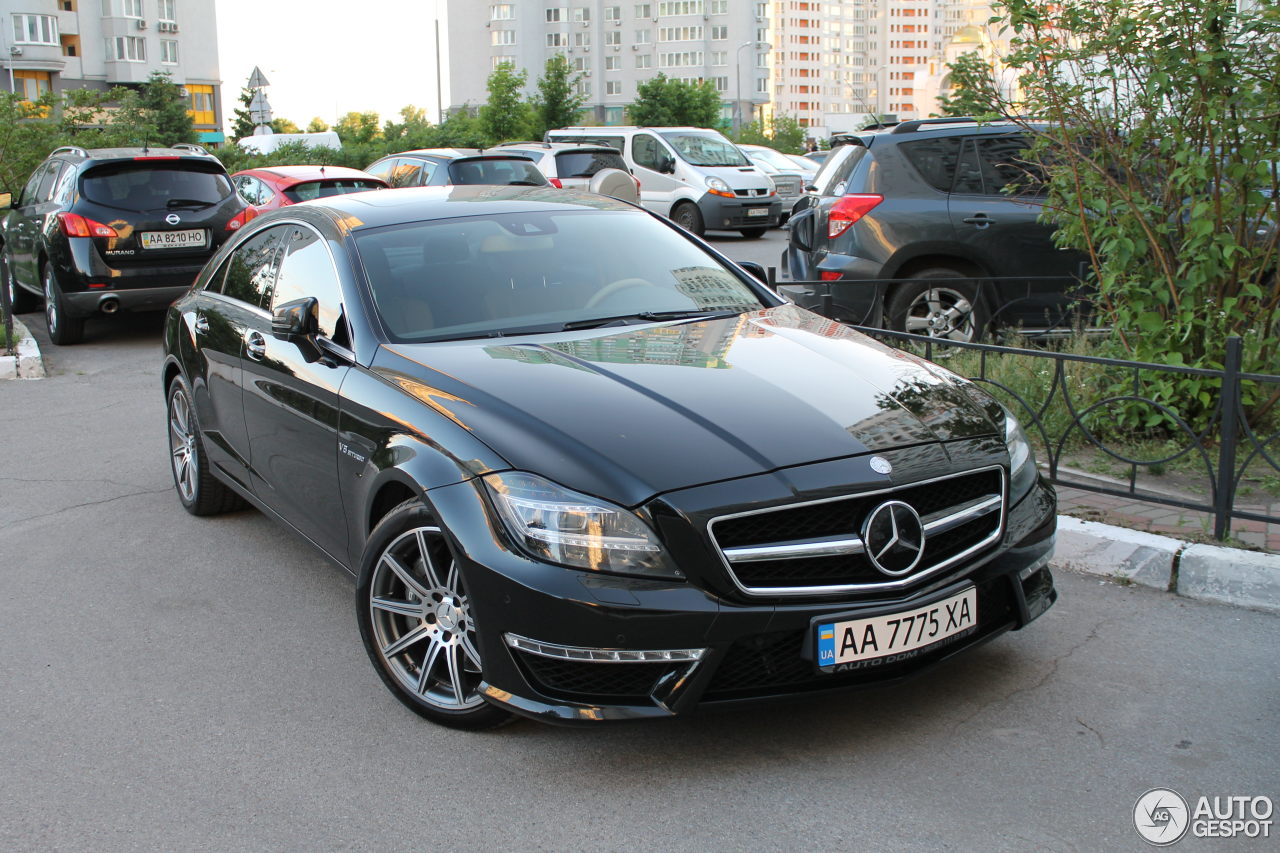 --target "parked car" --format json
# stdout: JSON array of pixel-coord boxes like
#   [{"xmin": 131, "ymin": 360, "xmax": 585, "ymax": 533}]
[
  {"xmin": 365, "ymin": 149, "xmax": 549, "ymax": 188},
  {"xmin": 546, "ymin": 126, "xmax": 780, "ymax": 238},
  {"xmin": 781, "ymin": 118, "xmax": 1090, "ymax": 339},
  {"xmin": 737, "ymin": 144, "xmax": 806, "ymax": 225},
  {"xmin": 803, "ymin": 150, "xmax": 830, "ymax": 166},
  {"xmin": 1, "ymin": 144, "xmax": 252, "ymax": 345},
  {"xmin": 160, "ymin": 184, "xmax": 1057, "ymax": 730},
  {"xmin": 491, "ymin": 142, "xmax": 640, "ymax": 204},
  {"xmin": 783, "ymin": 153, "xmax": 821, "ymax": 181},
  {"xmin": 231, "ymin": 165, "xmax": 388, "ymax": 213}
]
